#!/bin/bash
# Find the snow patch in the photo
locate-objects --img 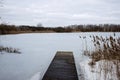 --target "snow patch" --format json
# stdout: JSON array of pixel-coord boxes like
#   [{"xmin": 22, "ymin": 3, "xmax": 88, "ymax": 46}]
[
  {"xmin": 79, "ymin": 59, "xmax": 119, "ymax": 80},
  {"xmin": 29, "ymin": 72, "xmax": 41, "ymax": 80}
]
